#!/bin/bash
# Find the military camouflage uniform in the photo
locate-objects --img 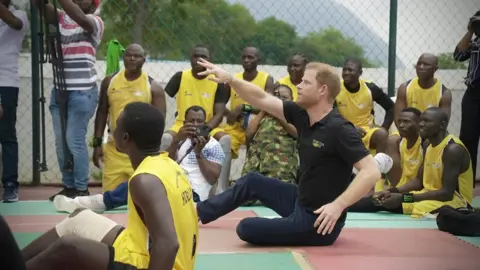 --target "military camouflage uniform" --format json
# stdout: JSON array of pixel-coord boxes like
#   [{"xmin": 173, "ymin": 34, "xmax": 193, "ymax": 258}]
[{"xmin": 242, "ymin": 115, "xmax": 298, "ymax": 183}]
